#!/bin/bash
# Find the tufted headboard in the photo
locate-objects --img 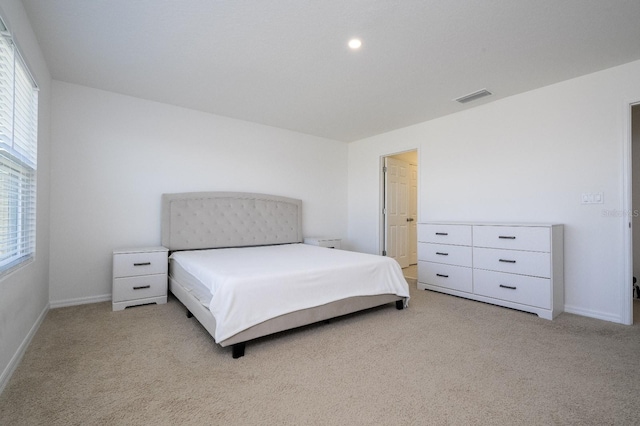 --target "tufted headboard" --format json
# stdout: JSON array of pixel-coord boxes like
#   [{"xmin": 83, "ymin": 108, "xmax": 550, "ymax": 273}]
[{"xmin": 161, "ymin": 192, "xmax": 303, "ymax": 251}]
